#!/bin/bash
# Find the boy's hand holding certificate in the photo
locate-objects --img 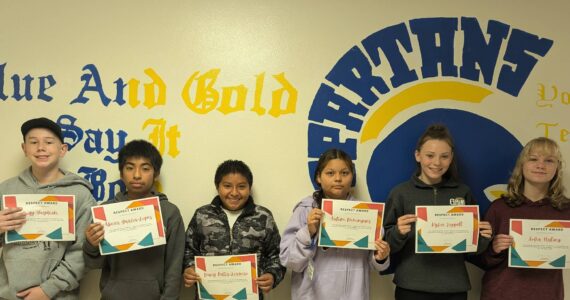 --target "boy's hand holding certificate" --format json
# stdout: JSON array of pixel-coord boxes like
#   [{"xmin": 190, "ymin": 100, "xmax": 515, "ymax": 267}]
[
  {"xmin": 318, "ymin": 198, "xmax": 384, "ymax": 250},
  {"xmin": 509, "ymin": 219, "xmax": 570, "ymax": 269},
  {"xmin": 195, "ymin": 254, "xmax": 258, "ymax": 300},
  {"xmin": 3, "ymin": 194, "xmax": 75, "ymax": 243},
  {"xmin": 415, "ymin": 205, "xmax": 480, "ymax": 253},
  {"xmin": 91, "ymin": 196, "xmax": 166, "ymax": 255}
]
